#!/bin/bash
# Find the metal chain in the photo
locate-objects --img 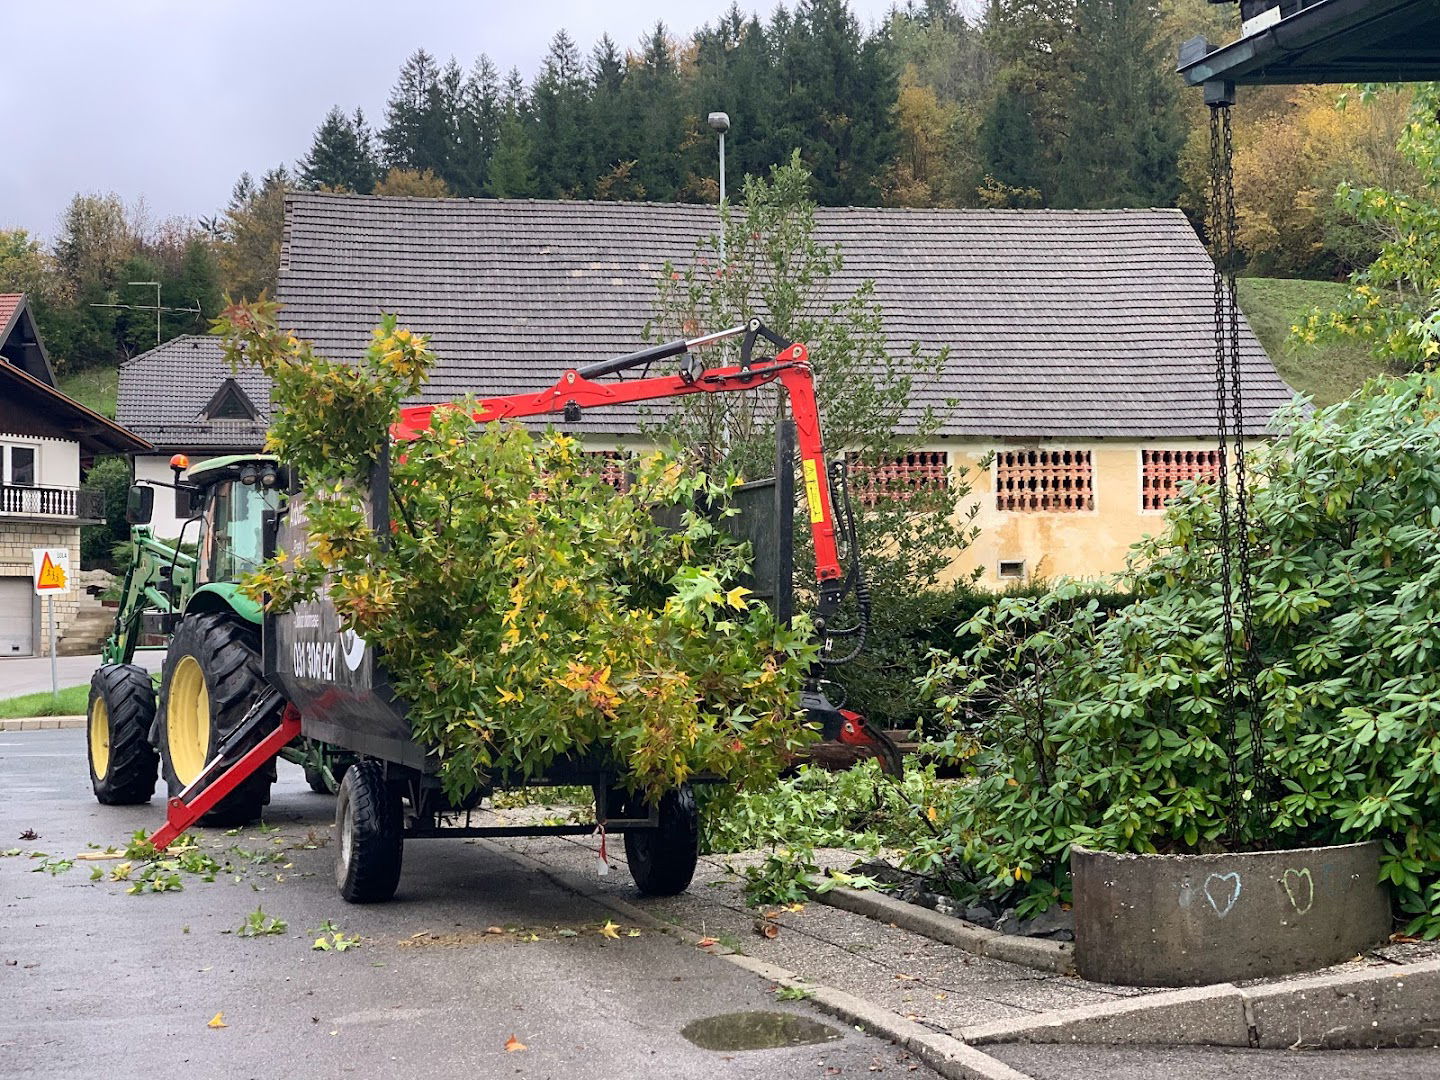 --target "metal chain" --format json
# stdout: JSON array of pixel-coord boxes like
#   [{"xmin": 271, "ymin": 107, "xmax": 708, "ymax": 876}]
[
  {"xmin": 1222, "ymin": 110, "xmax": 1266, "ymax": 800},
  {"xmin": 1209, "ymin": 106, "xmax": 1243, "ymax": 832}
]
